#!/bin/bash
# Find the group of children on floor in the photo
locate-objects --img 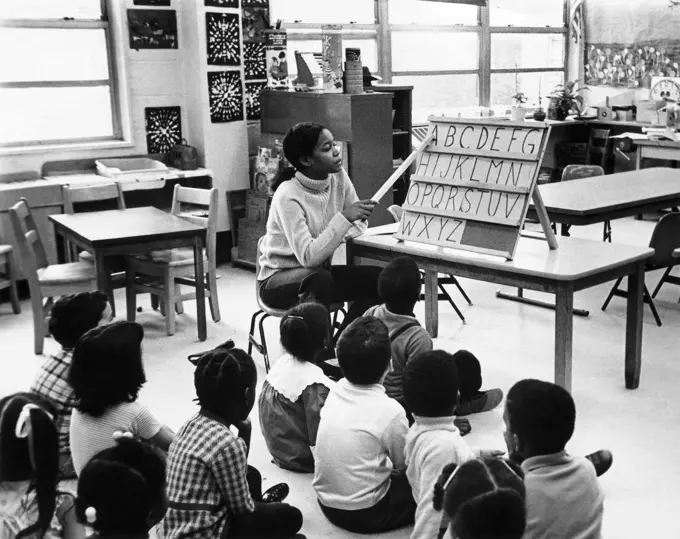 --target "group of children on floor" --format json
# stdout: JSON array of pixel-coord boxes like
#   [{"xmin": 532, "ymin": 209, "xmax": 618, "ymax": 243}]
[{"xmin": 1, "ymin": 254, "xmax": 611, "ymax": 539}]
